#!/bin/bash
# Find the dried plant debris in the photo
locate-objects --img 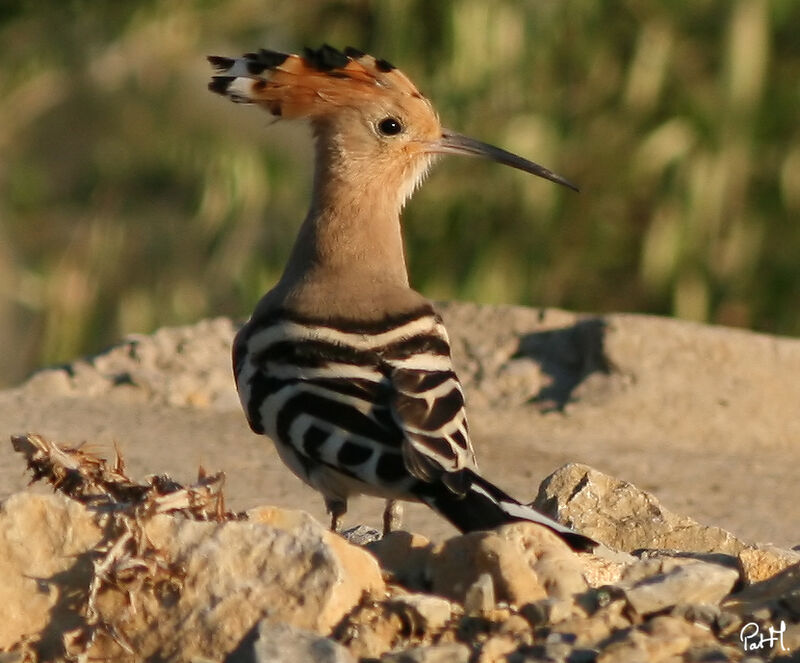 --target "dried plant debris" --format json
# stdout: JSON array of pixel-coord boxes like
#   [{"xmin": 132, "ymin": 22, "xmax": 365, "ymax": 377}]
[
  {"xmin": 11, "ymin": 433, "xmax": 242, "ymax": 521},
  {"xmin": 9, "ymin": 433, "xmax": 245, "ymax": 661}
]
